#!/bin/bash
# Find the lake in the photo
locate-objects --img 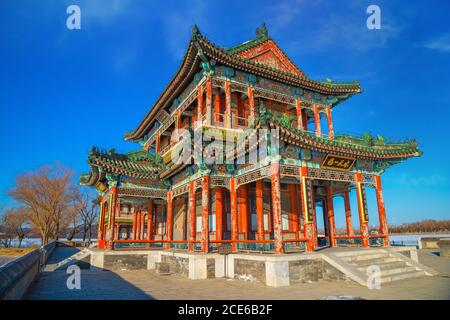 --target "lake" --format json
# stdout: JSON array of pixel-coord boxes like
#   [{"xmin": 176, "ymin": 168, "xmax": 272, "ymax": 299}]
[{"xmin": 390, "ymin": 233, "xmax": 450, "ymax": 247}]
